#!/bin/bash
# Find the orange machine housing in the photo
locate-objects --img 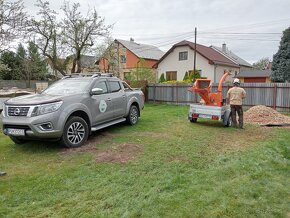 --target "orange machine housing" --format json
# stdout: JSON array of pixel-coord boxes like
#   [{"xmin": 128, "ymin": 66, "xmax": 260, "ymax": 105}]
[{"xmin": 188, "ymin": 72, "xmax": 229, "ymax": 107}]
